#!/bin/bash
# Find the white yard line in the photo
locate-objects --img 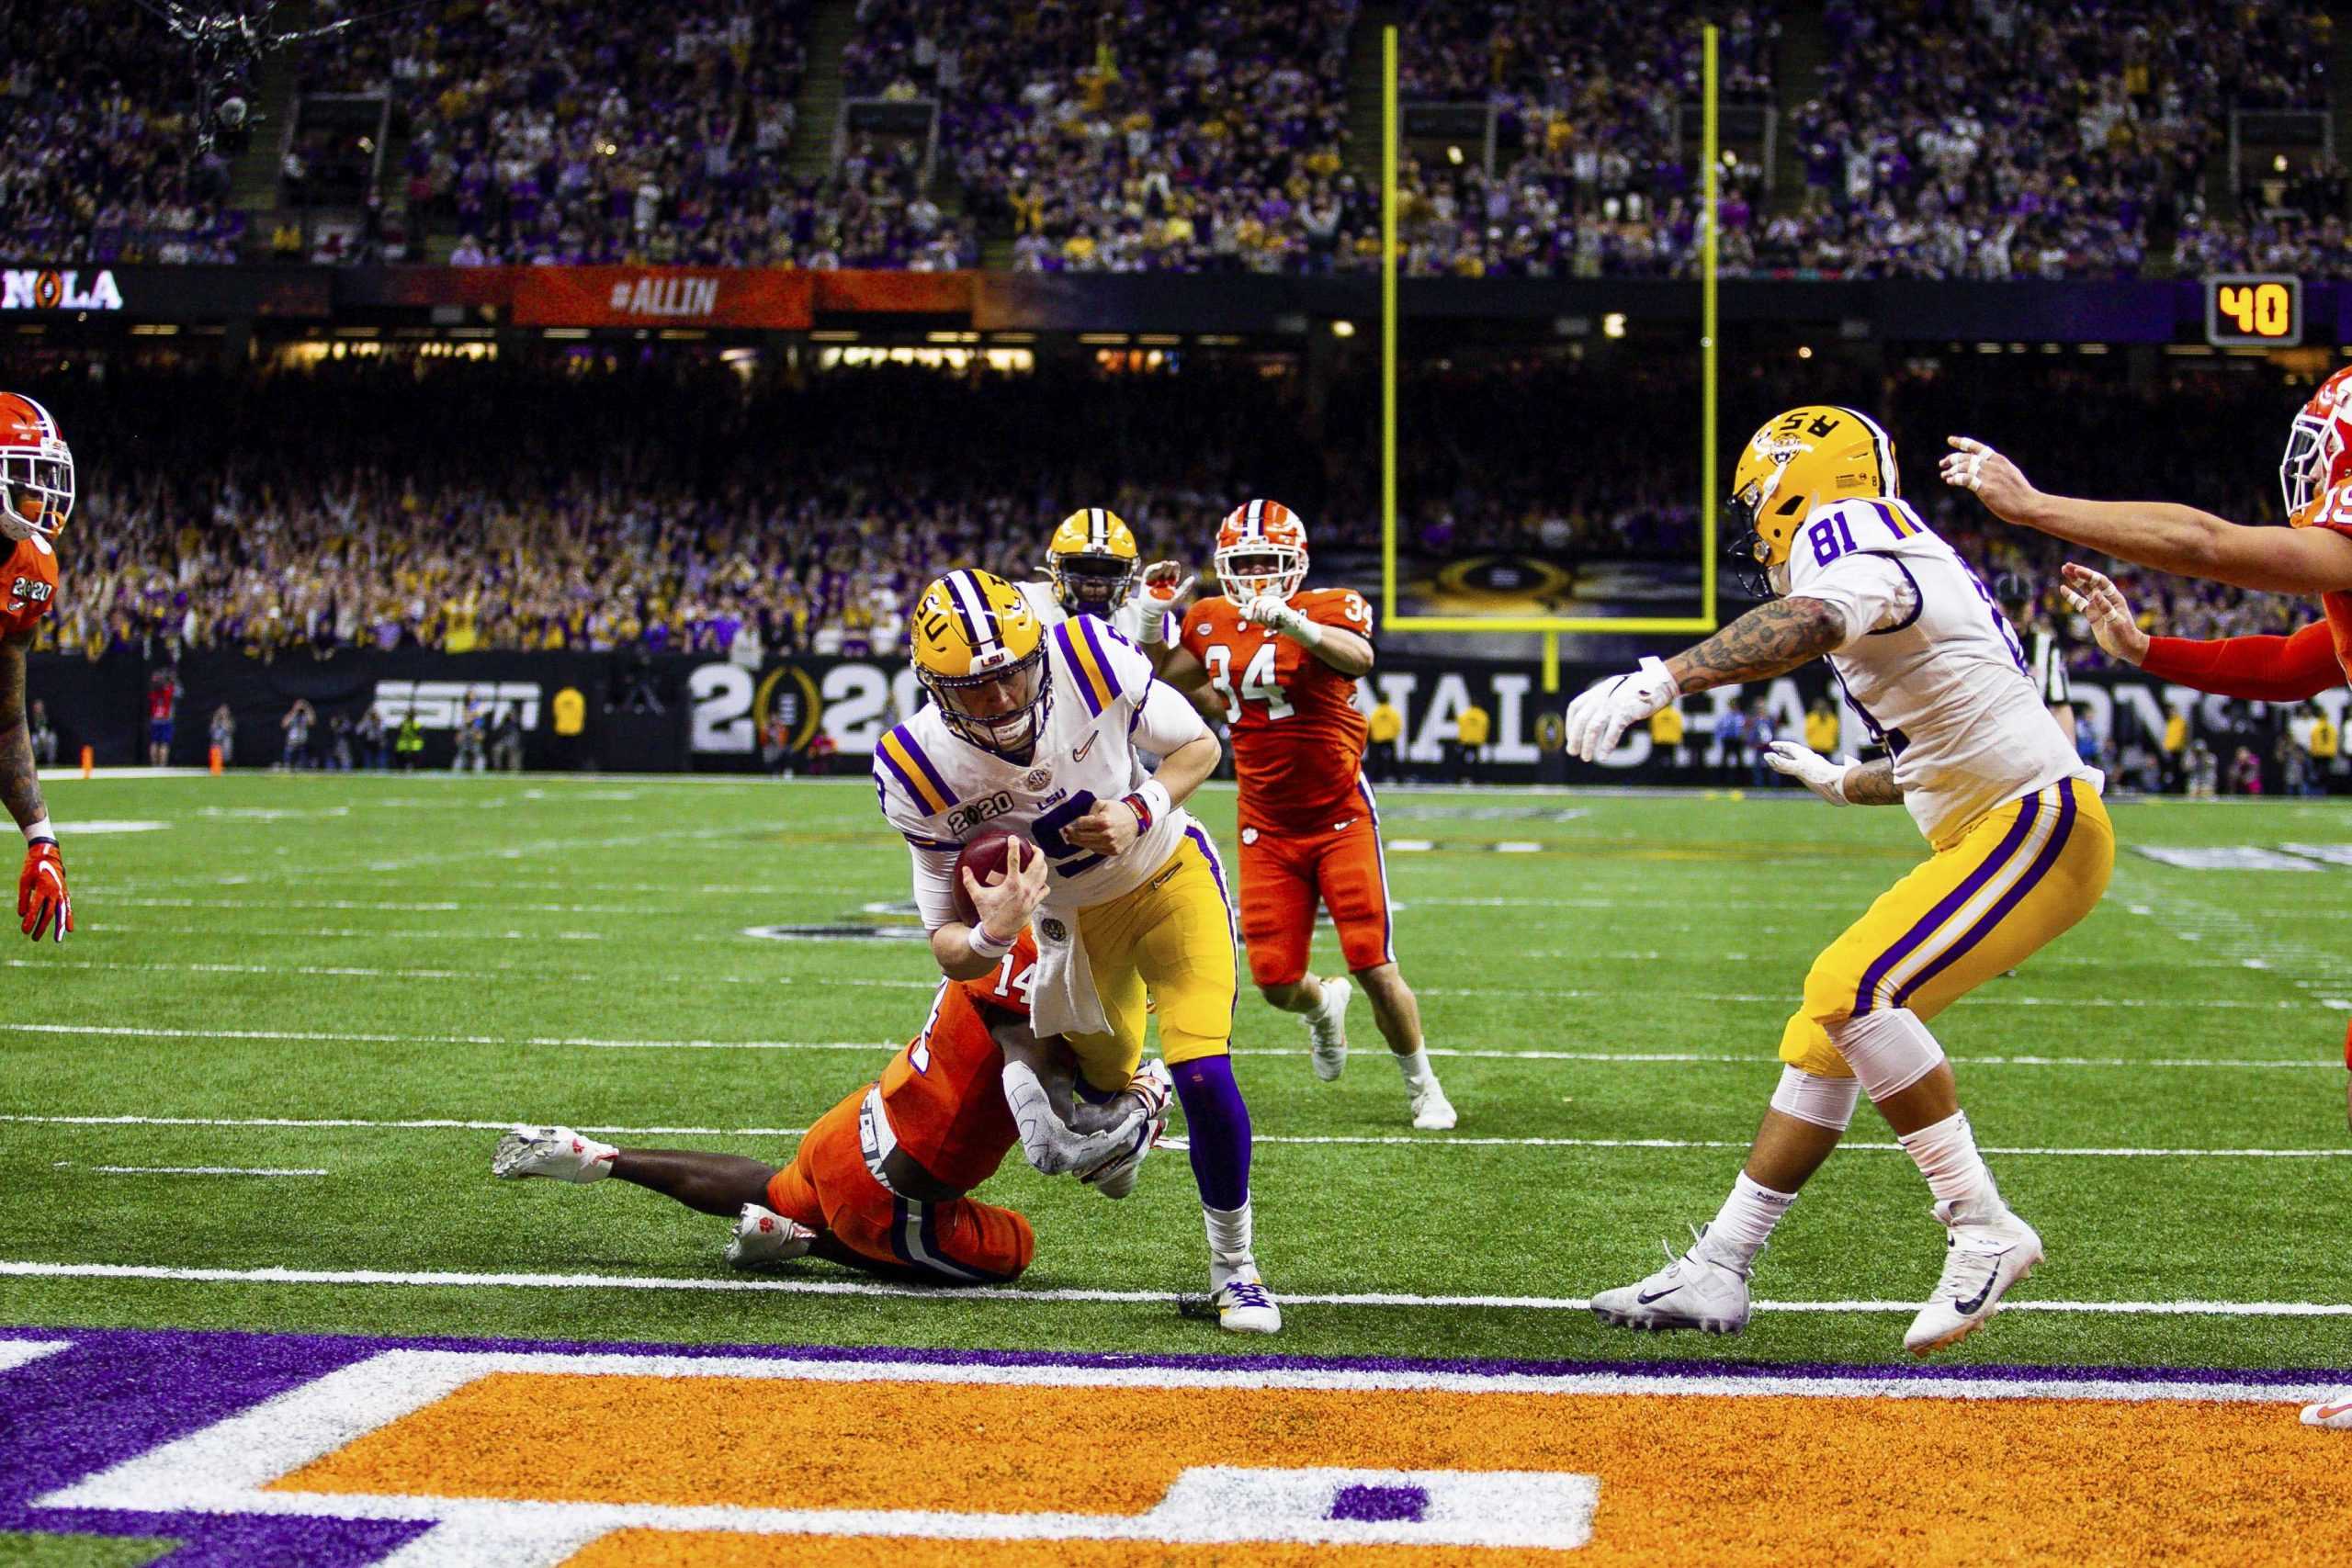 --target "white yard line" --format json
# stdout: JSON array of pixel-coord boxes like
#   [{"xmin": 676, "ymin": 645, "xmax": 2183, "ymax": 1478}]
[
  {"xmin": 57, "ymin": 1164, "xmax": 329, "ymax": 1178},
  {"xmin": 3, "ymin": 1258, "xmax": 2346, "ymax": 1320}
]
